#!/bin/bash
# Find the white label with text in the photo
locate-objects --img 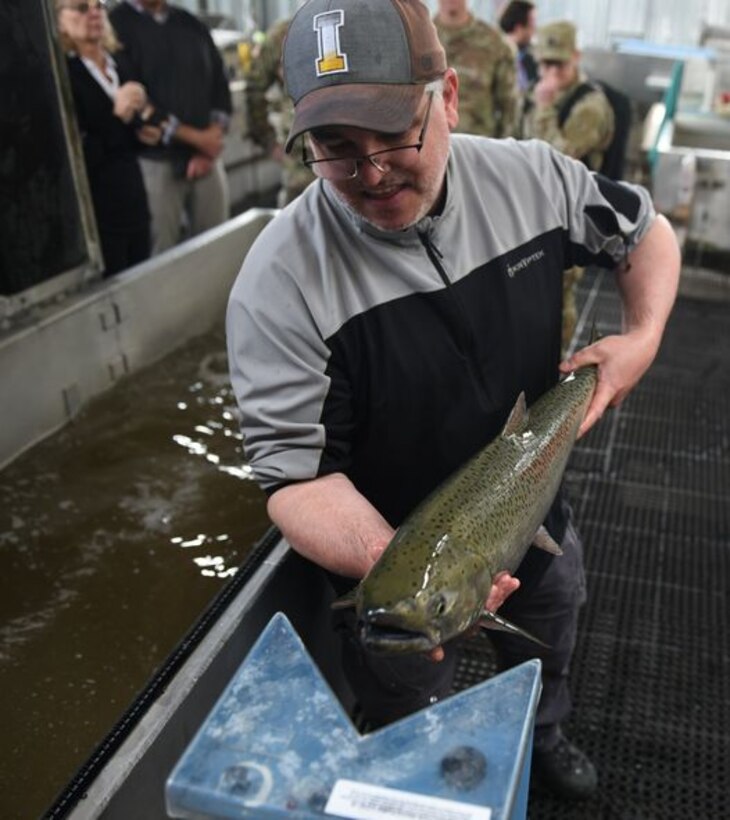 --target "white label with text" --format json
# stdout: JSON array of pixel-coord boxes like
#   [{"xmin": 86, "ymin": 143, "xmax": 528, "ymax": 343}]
[{"xmin": 324, "ymin": 779, "xmax": 492, "ymax": 820}]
